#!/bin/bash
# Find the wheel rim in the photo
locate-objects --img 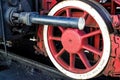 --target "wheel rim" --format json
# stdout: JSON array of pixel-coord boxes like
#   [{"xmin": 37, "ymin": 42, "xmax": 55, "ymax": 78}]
[{"xmin": 43, "ymin": 0, "xmax": 111, "ymax": 79}]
